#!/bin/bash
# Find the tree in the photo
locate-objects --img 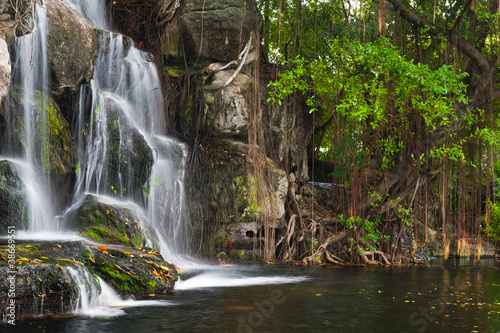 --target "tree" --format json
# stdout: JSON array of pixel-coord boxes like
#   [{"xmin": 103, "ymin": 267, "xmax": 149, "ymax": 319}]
[{"xmin": 264, "ymin": 0, "xmax": 500, "ymax": 263}]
